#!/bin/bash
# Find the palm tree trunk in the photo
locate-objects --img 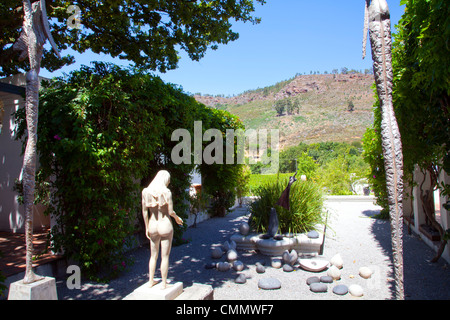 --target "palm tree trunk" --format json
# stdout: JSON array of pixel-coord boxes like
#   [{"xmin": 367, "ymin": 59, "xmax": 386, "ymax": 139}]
[
  {"xmin": 364, "ymin": 0, "xmax": 404, "ymax": 300},
  {"xmin": 419, "ymin": 166, "xmax": 448, "ymax": 263}
]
